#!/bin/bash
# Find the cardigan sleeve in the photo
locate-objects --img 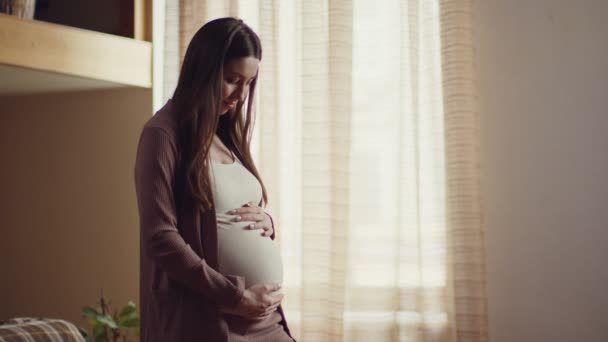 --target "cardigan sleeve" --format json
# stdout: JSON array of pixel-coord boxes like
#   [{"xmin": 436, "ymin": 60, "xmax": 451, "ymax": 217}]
[{"xmin": 135, "ymin": 127, "xmax": 245, "ymax": 308}]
